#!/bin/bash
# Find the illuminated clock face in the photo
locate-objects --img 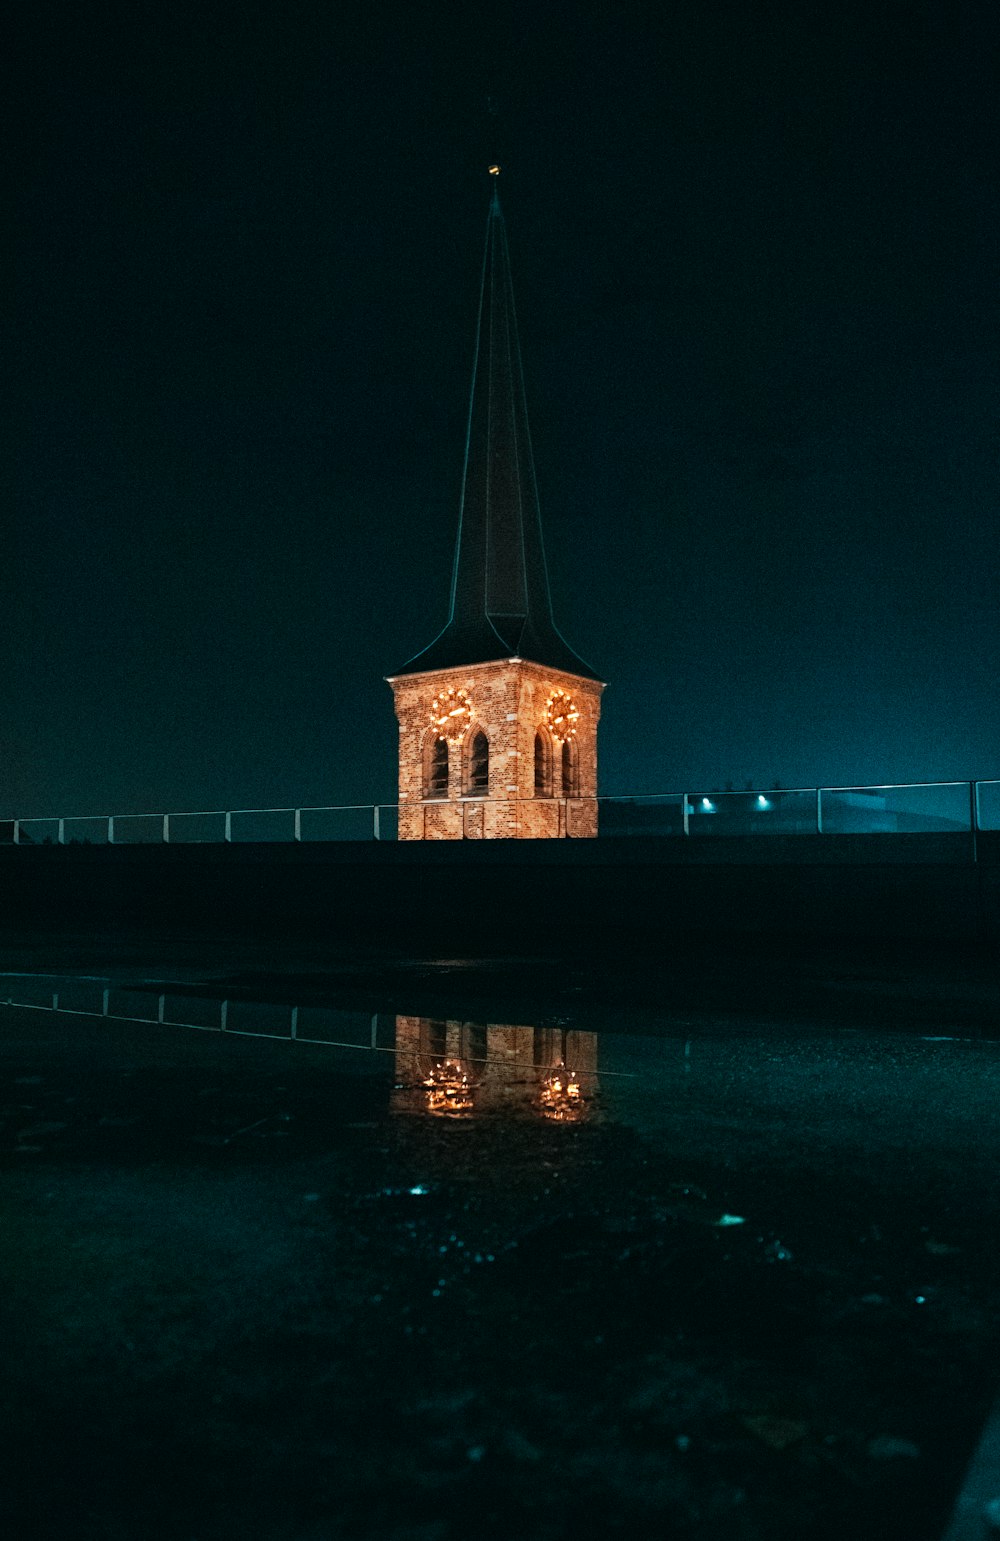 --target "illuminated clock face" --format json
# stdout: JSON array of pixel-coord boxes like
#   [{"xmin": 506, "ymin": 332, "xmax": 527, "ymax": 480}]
[
  {"xmin": 545, "ymin": 689, "xmax": 580, "ymax": 741},
  {"xmin": 429, "ymin": 687, "xmax": 472, "ymax": 742}
]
